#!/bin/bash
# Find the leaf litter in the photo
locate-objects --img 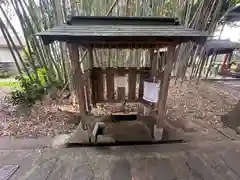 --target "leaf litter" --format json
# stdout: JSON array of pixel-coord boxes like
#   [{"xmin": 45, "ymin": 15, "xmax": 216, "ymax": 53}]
[{"xmin": 0, "ymin": 80, "xmax": 238, "ymax": 137}]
